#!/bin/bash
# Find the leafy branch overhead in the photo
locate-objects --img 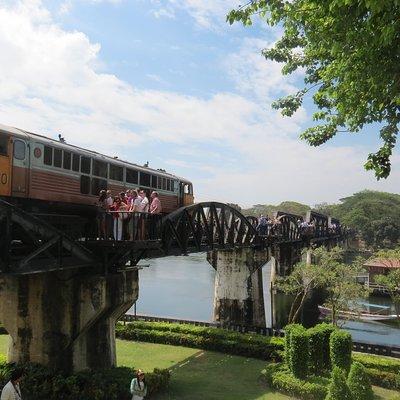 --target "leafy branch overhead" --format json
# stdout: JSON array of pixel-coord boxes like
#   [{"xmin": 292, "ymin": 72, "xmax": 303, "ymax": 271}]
[{"xmin": 228, "ymin": 0, "xmax": 400, "ymax": 179}]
